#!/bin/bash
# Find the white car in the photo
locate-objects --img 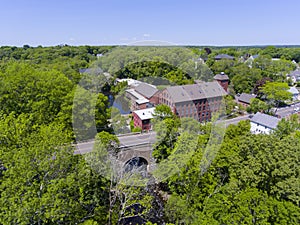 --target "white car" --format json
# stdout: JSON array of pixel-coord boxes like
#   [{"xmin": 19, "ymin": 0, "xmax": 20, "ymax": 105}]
[{"xmin": 294, "ymin": 107, "xmax": 299, "ymax": 112}]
